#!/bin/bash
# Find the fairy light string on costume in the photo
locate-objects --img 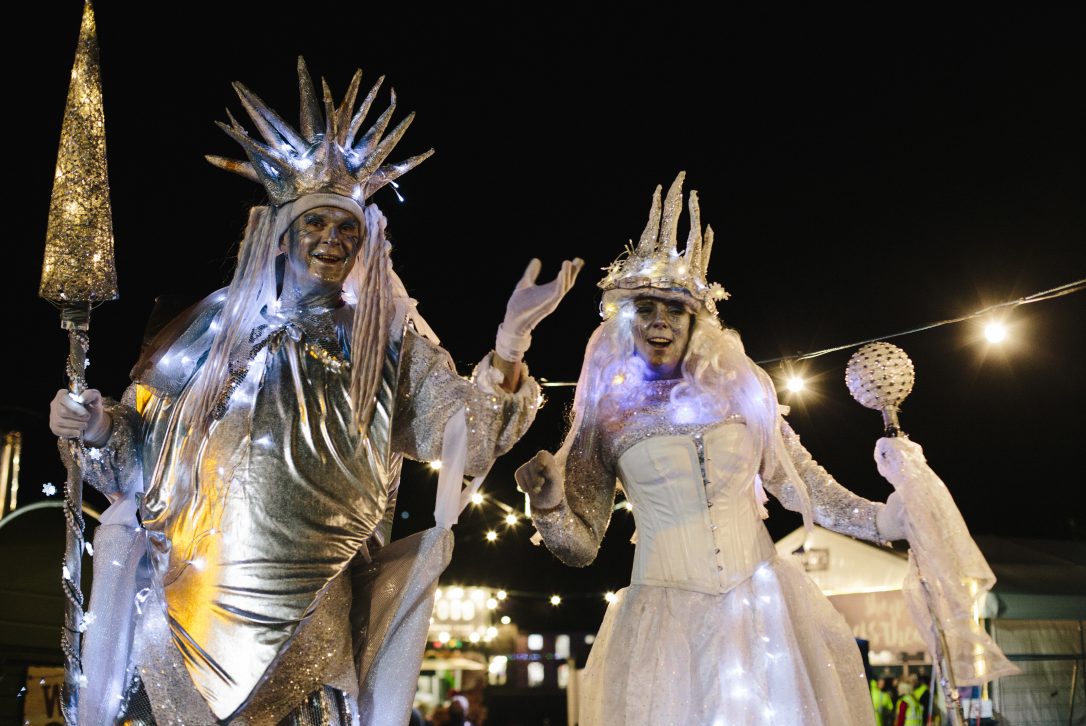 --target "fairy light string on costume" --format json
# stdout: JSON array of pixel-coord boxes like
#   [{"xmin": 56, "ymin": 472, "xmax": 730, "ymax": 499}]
[{"xmin": 535, "ymin": 277, "xmax": 1086, "ymax": 387}]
